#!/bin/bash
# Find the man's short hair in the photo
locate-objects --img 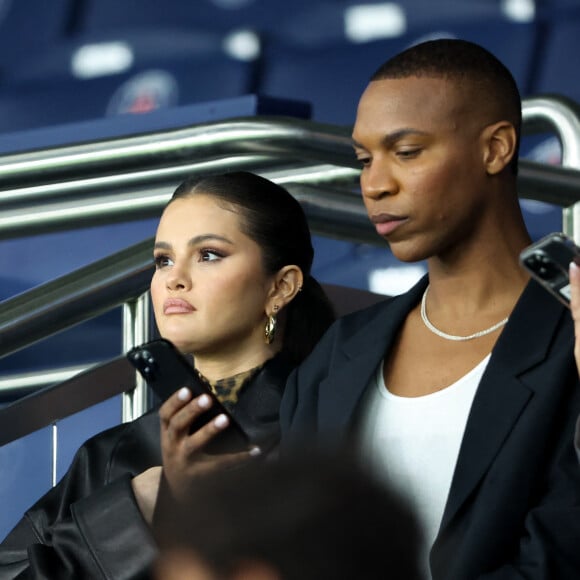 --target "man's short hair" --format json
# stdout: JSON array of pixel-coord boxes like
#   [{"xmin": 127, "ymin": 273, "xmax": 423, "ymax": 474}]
[{"xmin": 371, "ymin": 38, "xmax": 522, "ymax": 174}]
